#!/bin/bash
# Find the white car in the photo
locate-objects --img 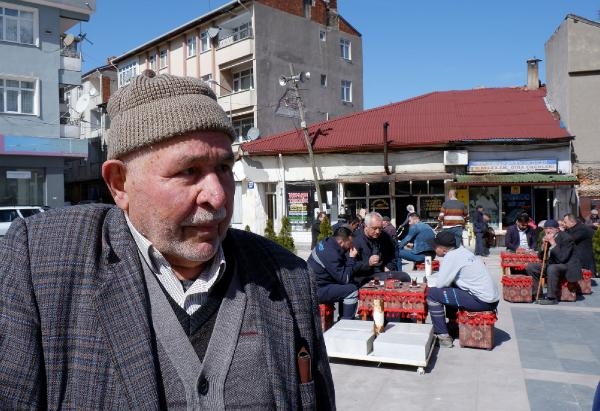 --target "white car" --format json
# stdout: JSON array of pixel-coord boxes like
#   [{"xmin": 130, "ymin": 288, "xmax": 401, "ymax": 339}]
[{"xmin": 0, "ymin": 206, "xmax": 46, "ymax": 237}]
